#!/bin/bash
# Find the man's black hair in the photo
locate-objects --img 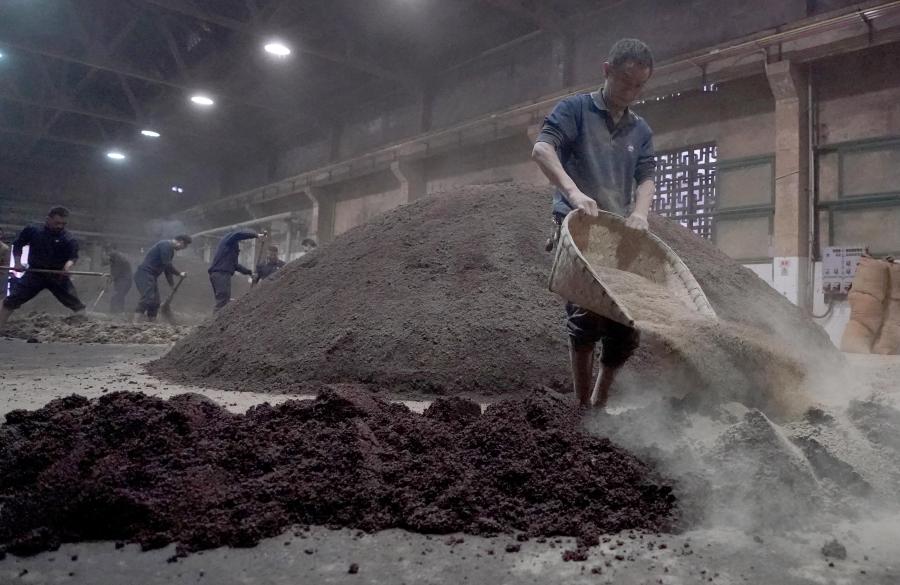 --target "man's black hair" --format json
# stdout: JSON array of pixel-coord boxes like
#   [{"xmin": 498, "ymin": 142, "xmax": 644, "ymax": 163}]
[
  {"xmin": 608, "ymin": 38, "xmax": 654, "ymax": 71},
  {"xmin": 175, "ymin": 234, "xmax": 193, "ymax": 245},
  {"xmin": 47, "ymin": 206, "xmax": 70, "ymax": 218}
]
